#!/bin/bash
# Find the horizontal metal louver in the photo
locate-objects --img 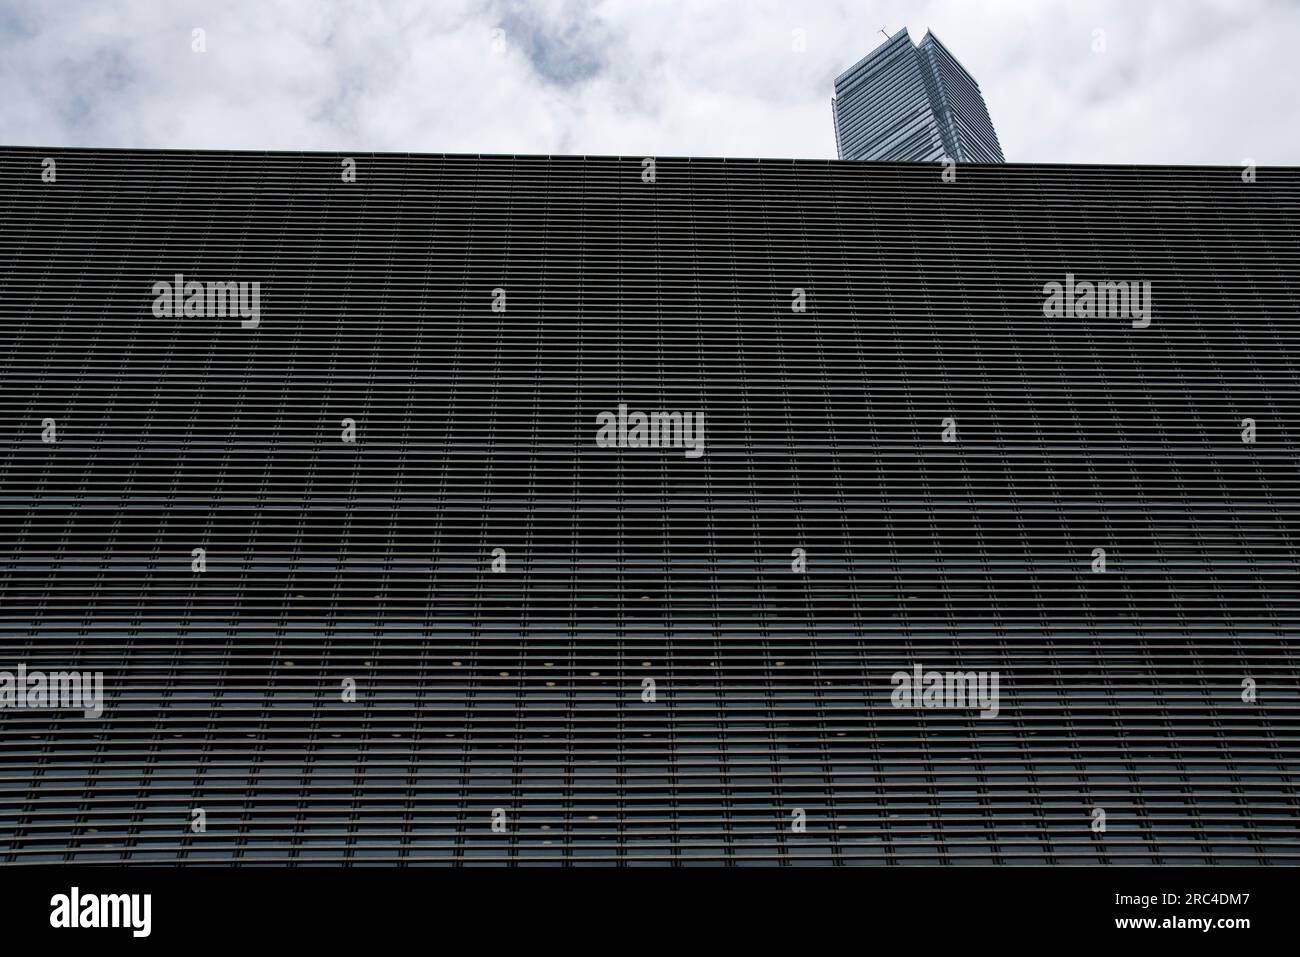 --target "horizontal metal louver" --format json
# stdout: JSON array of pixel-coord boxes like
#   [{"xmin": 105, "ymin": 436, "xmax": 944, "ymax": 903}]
[{"xmin": 0, "ymin": 148, "xmax": 1297, "ymax": 864}]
